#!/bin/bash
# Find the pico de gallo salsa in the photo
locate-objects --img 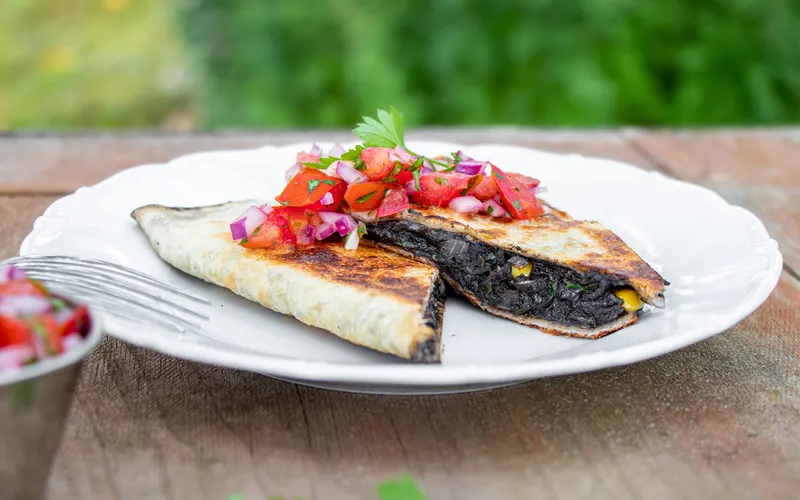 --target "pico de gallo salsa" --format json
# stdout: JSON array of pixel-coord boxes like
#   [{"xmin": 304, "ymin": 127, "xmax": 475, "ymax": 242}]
[
  {"xmin": 229, "ymin": 107, "xmax": 547, "ymax": 251},
  {"xmin": 0, "ymin": 265, "xmax": 91, "ymax": 372}
]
